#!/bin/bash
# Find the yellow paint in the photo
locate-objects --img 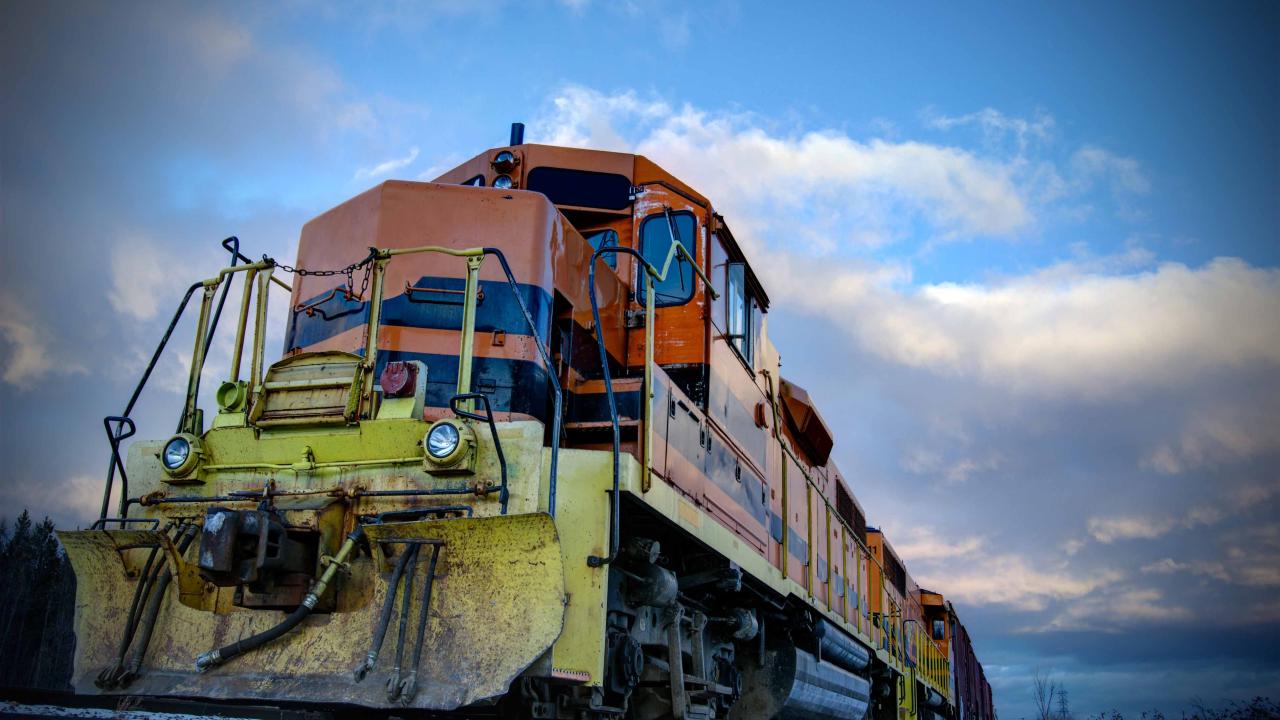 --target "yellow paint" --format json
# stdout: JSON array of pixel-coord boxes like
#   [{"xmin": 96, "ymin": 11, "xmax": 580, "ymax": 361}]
[
  {"xmin": 678, "ymin": 497, "xmax": 702, "ymax": 527},
  {"xmin": 60, "ymin": 513, "xmax": 564, "ymax": 711},
  {"xmin": 543, "ymin": 448, "xmax": 630, "ymax": 686}
]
